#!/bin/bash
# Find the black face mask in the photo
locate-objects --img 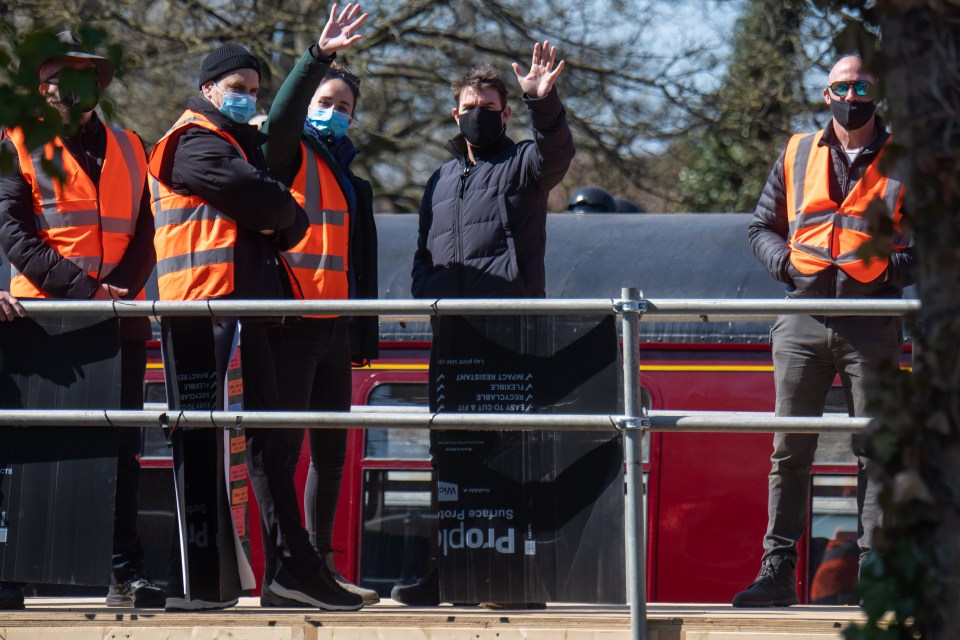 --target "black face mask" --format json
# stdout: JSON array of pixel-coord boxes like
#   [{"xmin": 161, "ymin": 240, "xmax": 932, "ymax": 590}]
[
  {"xmin": 830, "ymin": 99, "xmax": 876, "ymax": 131},
  {"xmin": 60, "ymin": 86, "xmax": 100, "ymax": 113},
  {"xmin": 458, "ymin": 106, "xmax": 505, "ymax": 148}
]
